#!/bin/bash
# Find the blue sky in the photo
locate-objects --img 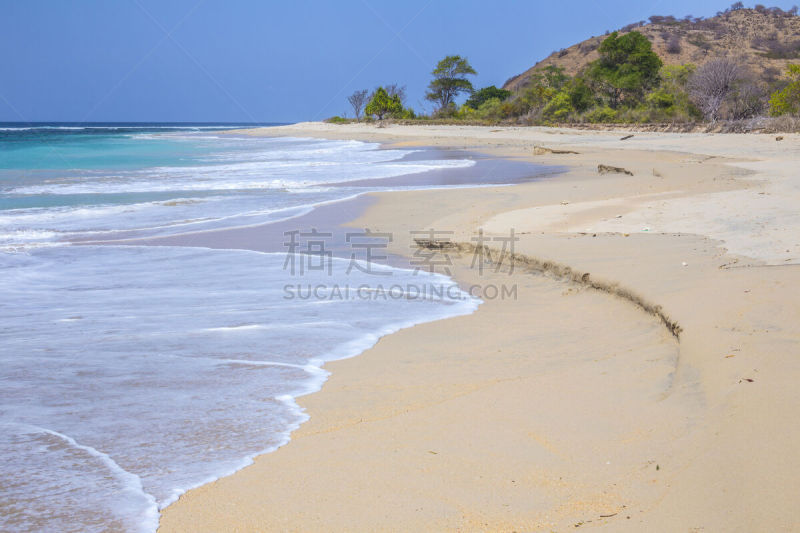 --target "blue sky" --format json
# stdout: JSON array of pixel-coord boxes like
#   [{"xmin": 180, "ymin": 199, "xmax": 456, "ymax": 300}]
[{"xmin": 1, "ymin": 0, "xmax": 796, "ymax": 123}]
